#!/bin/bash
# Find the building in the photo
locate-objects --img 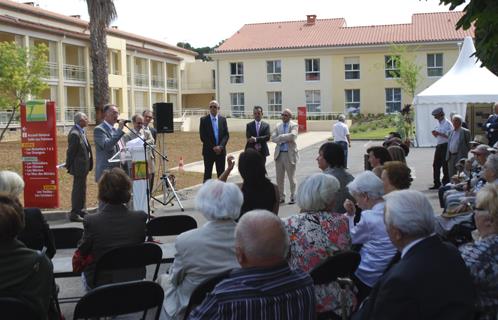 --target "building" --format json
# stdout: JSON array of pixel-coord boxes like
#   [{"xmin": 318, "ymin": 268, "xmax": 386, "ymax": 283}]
[
  {"xmin": 0, "ymin": 0, "xmax": 215, "ymax": 124},
  {"xmin": 211, "ymin": 12, "xmax": 474, "ymax": 117}
]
